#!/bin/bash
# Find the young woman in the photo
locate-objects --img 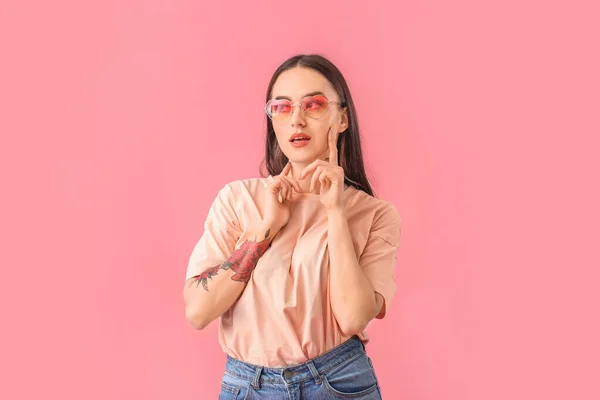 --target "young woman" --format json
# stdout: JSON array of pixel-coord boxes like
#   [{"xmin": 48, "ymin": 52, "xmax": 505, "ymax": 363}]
[{"xmin": 184, "ymin": 53, "xmax": 402, "ymax": 399}]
